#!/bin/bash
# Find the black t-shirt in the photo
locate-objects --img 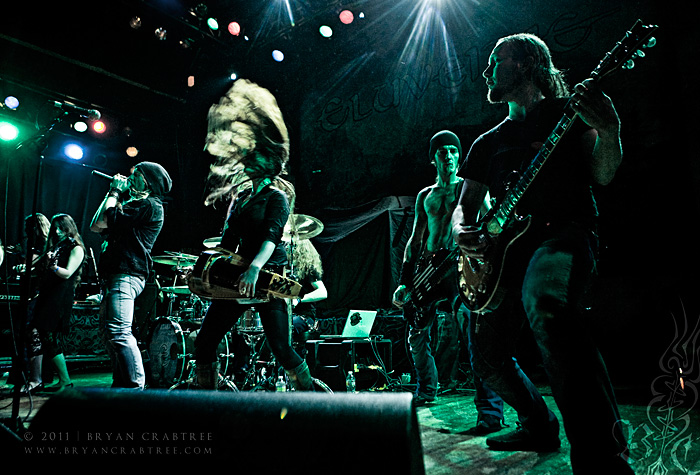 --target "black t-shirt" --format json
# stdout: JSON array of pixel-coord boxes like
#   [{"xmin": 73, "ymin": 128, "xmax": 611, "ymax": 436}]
[
  {"xmin": 220, "ymin": 185, "xmax": 289, "ymax": 267},
  {"xmin": 98, "ymin": 196, "xmax": 164, "ymax": 279},
  {"xmin": 458, "ymin": 98, "xmax": 599, "ymax": 233}
]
